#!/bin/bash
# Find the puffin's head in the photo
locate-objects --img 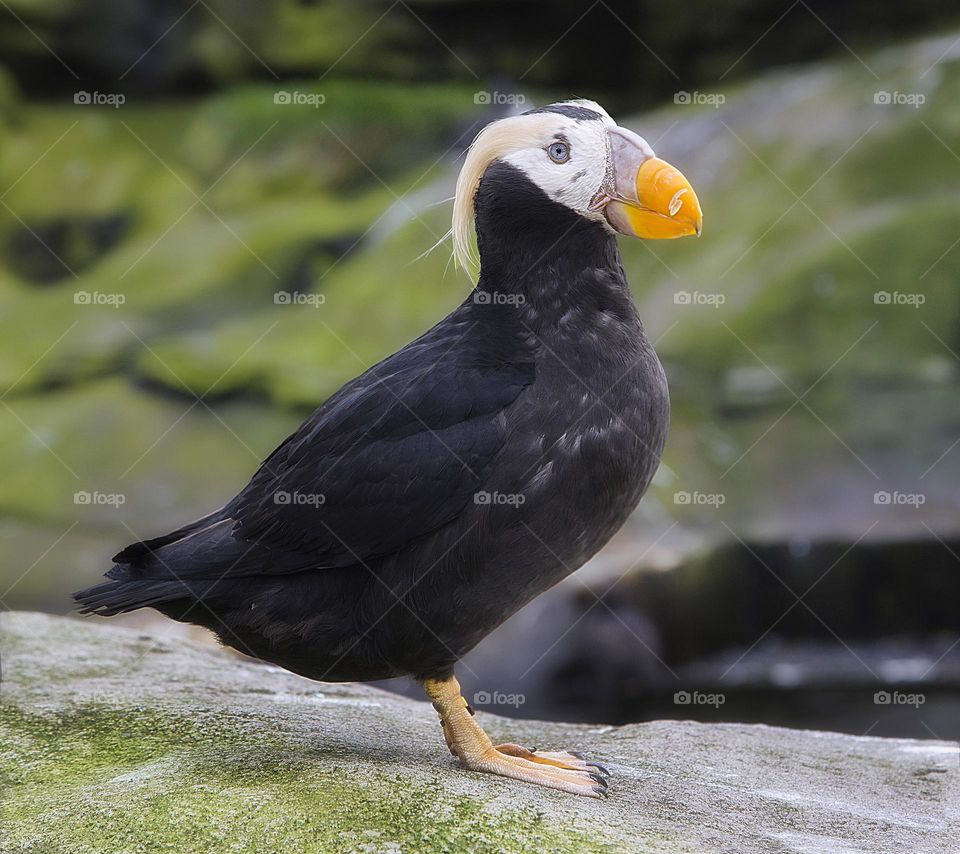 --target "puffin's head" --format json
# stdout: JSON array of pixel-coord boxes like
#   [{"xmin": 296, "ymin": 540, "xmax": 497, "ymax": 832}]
[{"xmin": 452, "ymin": 99, "xmax": 702, "ymax": 270}]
